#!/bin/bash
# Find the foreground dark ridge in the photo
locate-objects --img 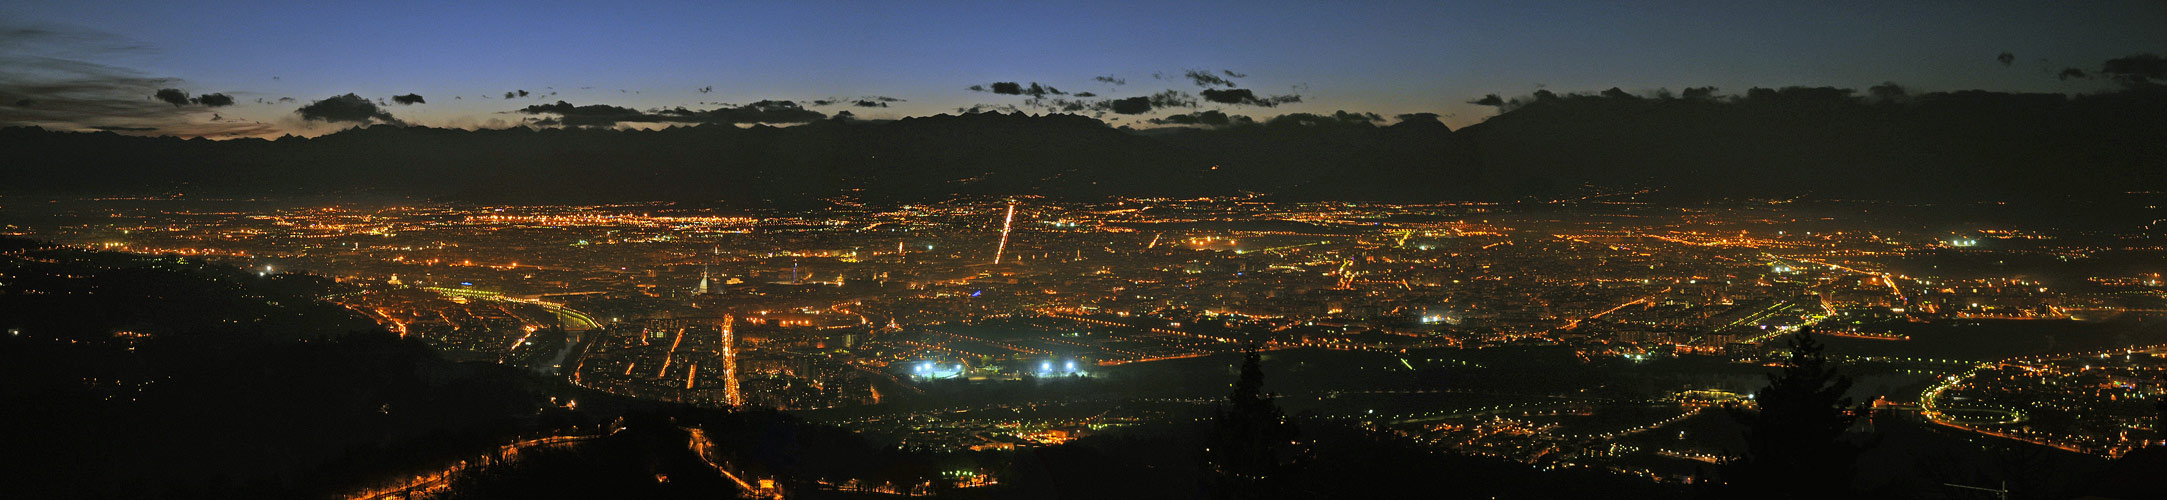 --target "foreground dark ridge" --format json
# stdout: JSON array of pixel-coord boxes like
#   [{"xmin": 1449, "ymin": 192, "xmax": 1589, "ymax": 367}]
[{"xmin": 3, "ymin": 86, "xmax": 2163, "ymax": 205}]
